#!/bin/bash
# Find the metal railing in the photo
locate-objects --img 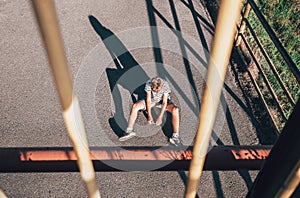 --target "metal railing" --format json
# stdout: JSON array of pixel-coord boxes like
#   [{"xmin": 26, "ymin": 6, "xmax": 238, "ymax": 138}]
[
  {"xmin": 32, "ymin": 1, "xmax": 101, "ymax": 197},
  {"xmin": 236, "ymin": 0, "xmax": 300, "ymax": 132},
  {"xmin": 2, "ymin": 0, "xmax": 298, "ymax": 197},
  {"xmin": 236, "ymin": 1, "xmax": 300, "ymax": 196}
]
